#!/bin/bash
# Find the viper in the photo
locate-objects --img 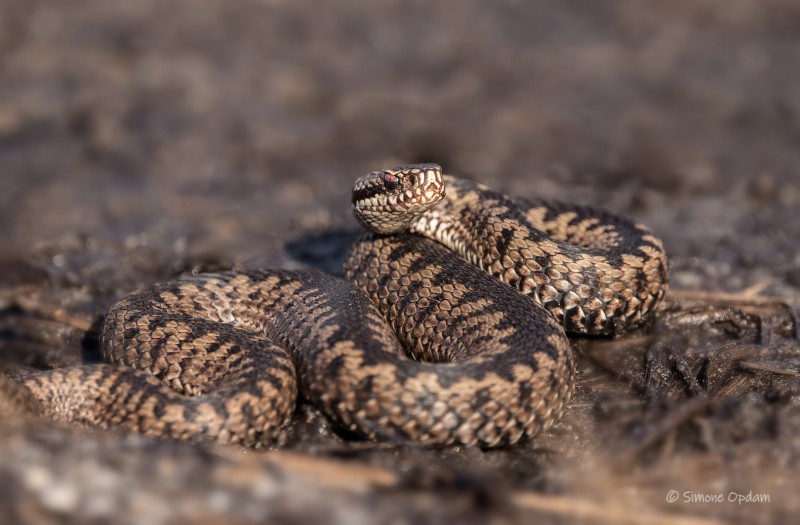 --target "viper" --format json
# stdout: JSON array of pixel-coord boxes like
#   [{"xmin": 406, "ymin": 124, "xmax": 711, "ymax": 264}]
[{"xmin": 1, "ymin": 164, "xmax": 668, "ymax": 447}]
